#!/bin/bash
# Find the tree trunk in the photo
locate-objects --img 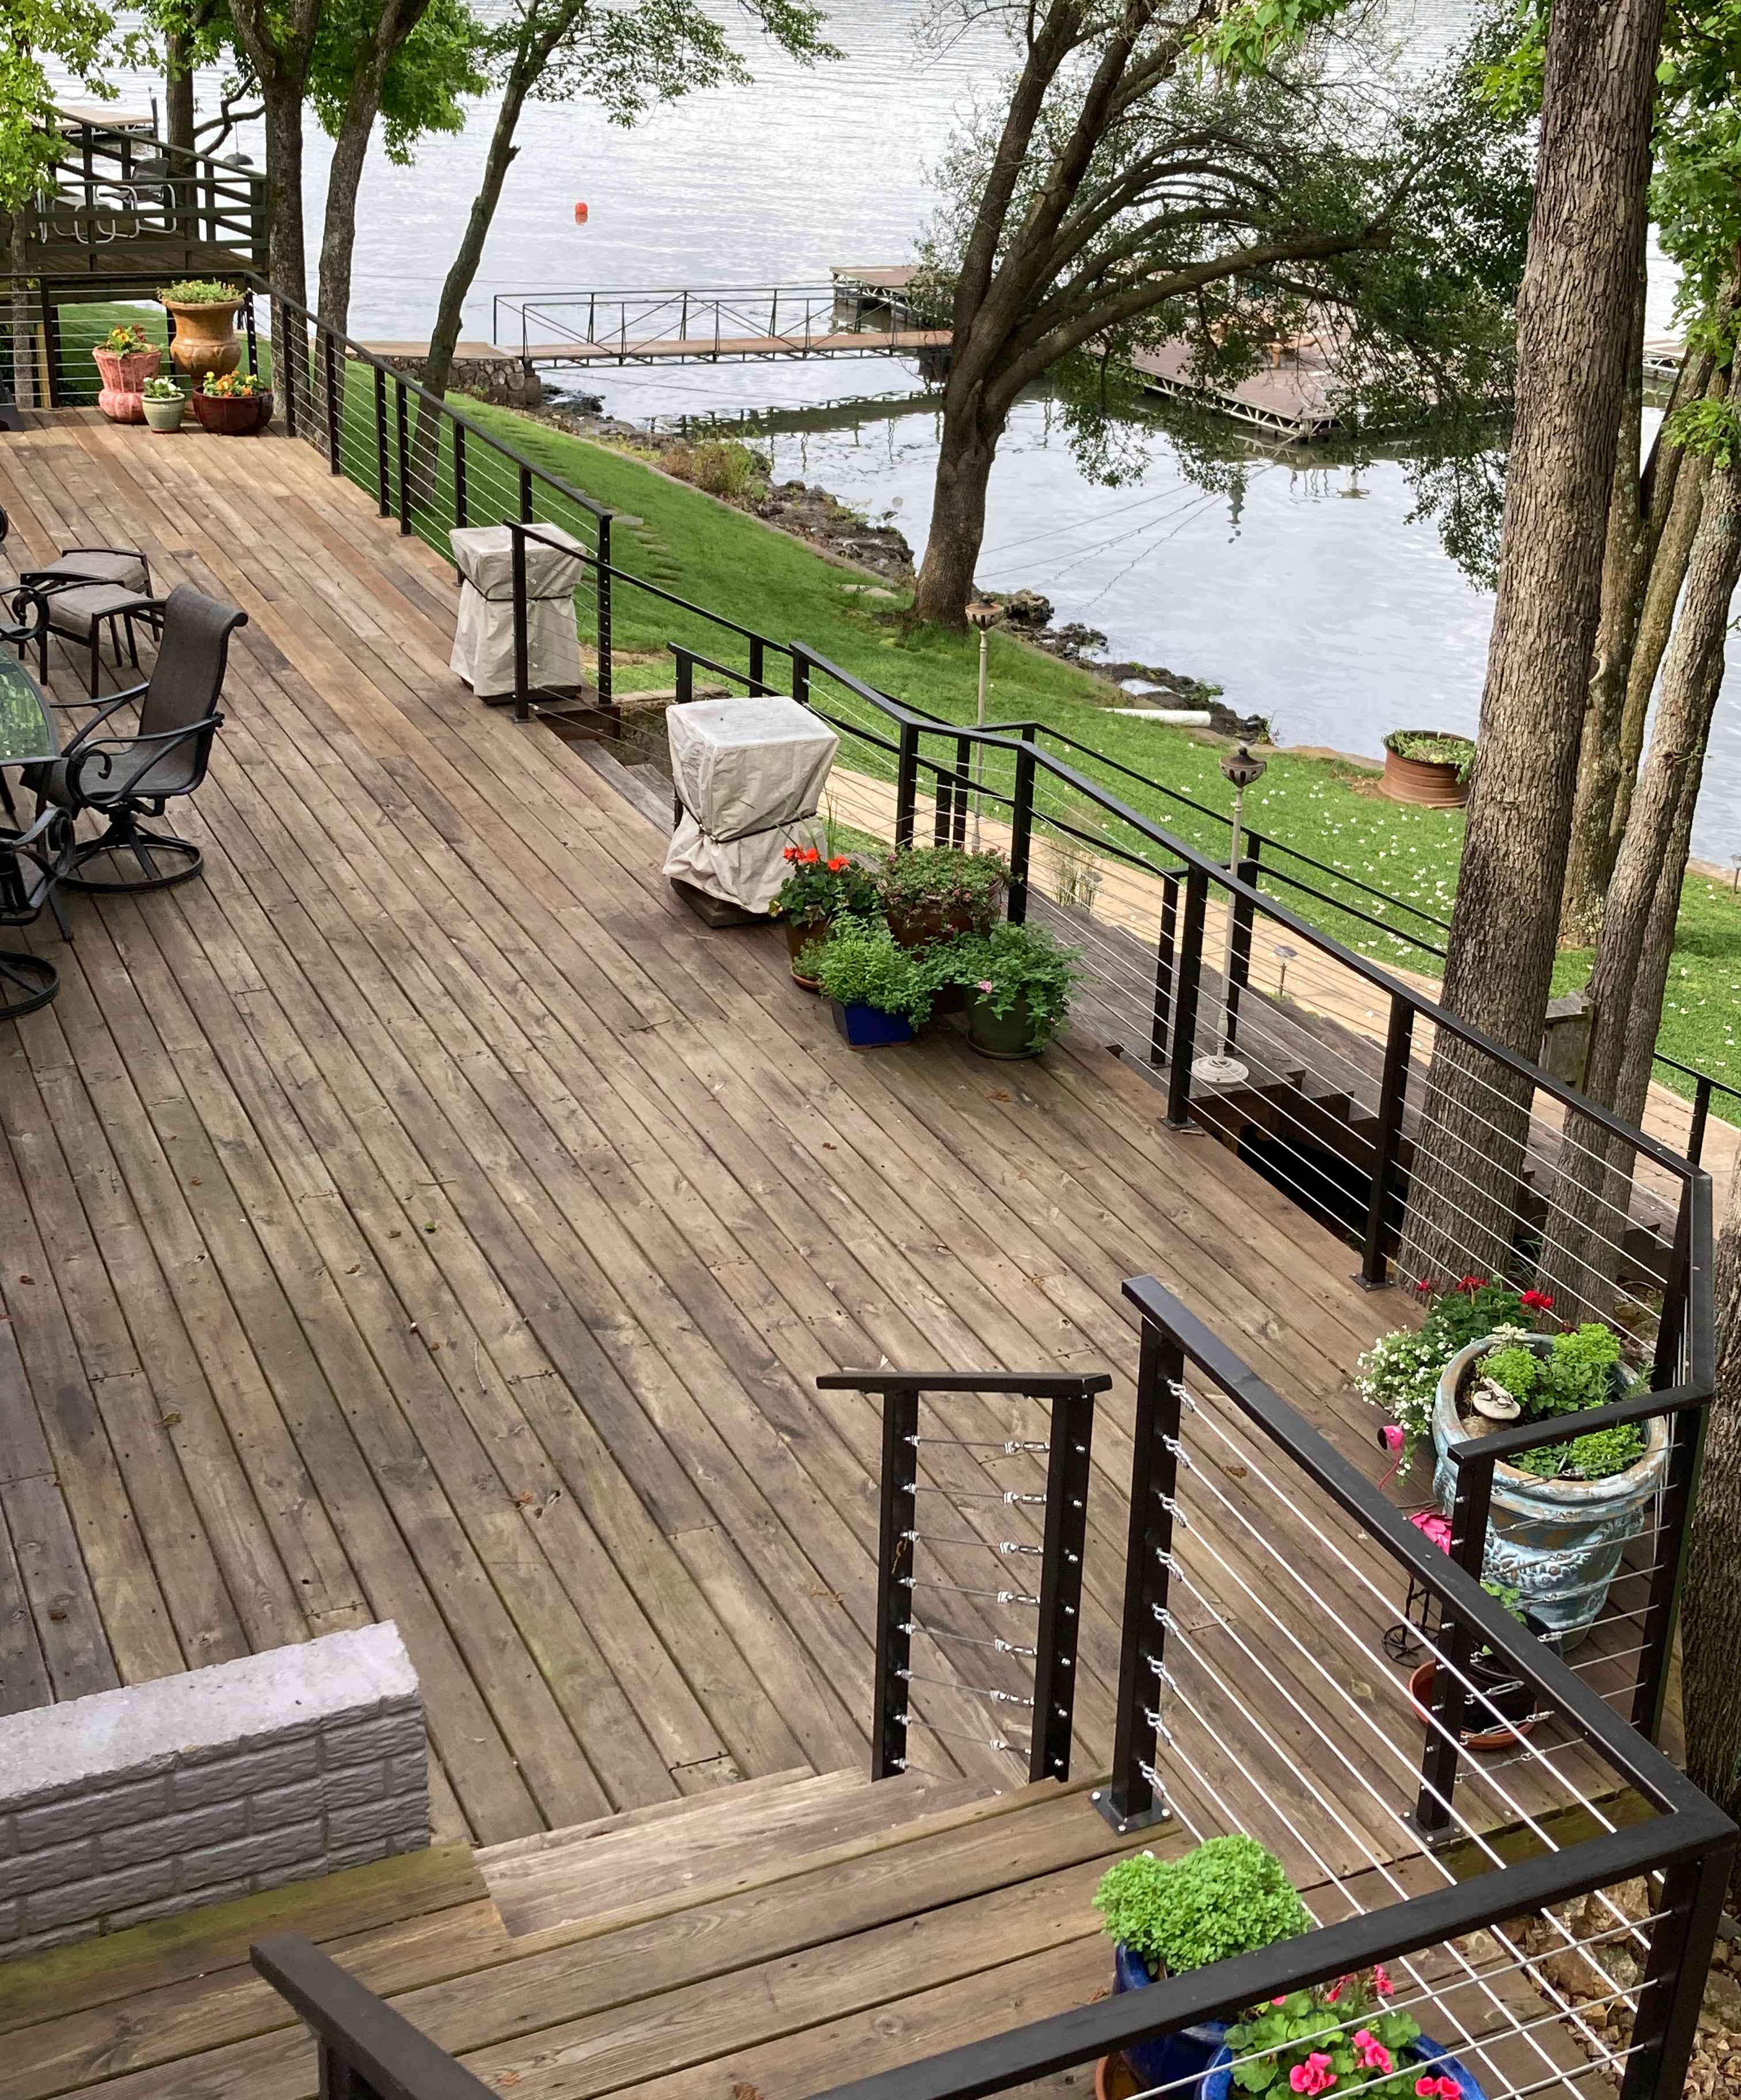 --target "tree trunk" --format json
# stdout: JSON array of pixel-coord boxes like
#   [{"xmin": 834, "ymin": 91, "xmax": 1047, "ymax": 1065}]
[
  {"xmin": 1685, "ymin": 1197, "xmax": 1741, "ymax": 1861},
  {"xmin": 165, "ymin": 32, "xmax": 197, "ymax": 155},
  {"xmin": 1537, "ymin": 462, "xmax": 1740, "ymax": 1317},
  {"xmin": 912, "ymin": 394, "xmax": 1002, "ymax": 627},
  {"xmin": 261, "ymin": 82, "xmax": 309, "ymax": 309},
  {"xmin": 1397, "ymin": 0, "xmax": 1665, "ymax": 1290},
  {"xmin": 1611, "ymin": 444, "xmax": 1710, "ymax": 843},
  {"xmin": 410, "ymin": 66, "xmax": 533, "ymax": 507},
  {"xmin": 315, "ymin": 0, "xmax": 430, "ymax": 338}
]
